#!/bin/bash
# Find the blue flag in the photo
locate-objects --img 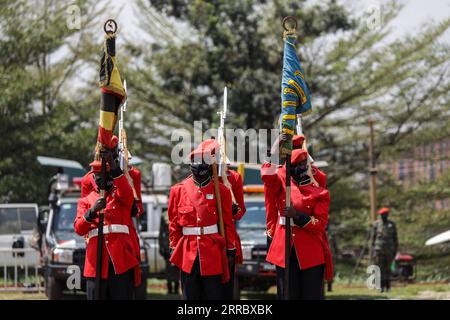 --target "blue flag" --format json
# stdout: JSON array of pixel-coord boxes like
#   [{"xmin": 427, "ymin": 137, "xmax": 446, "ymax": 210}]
[{"xmin": 280, "ymin": 35, "xmax": 312, "ymax": 138}]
